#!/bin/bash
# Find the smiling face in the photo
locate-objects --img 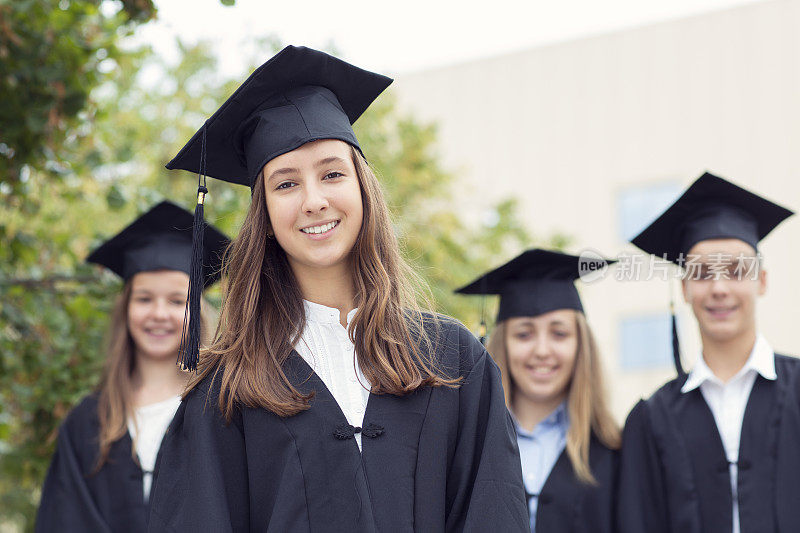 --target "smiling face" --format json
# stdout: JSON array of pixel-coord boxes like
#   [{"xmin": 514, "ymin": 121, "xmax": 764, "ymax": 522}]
[
  {"xmin": 127, "ymin": 270, "xmax": 189, "ymax": 362},
  {"xmin": 682, "ymin": 238, "xmax": 766, "ymax": 345},
  {"xmin": 262, "ymin": 139, "xmax": 364, "ymax": 279},
  {"xmin": 505, "ymin": 309, "xmax": 579, "ymax": 408}
]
